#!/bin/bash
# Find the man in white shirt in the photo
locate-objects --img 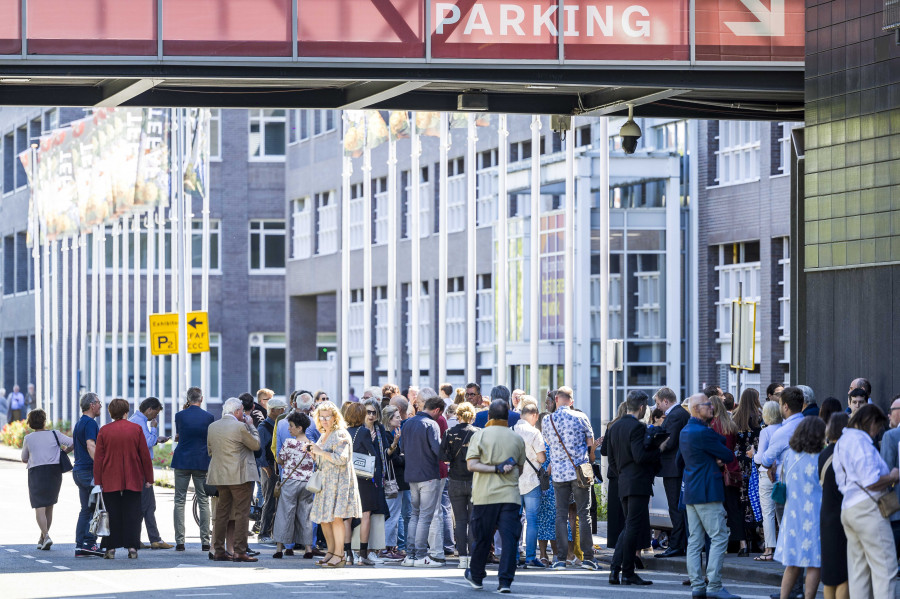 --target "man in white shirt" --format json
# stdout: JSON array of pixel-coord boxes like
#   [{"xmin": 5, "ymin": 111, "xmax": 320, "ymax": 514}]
[{"xmin": 758, "ymin": 387, "xmax": 805, "ymax": 525}]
